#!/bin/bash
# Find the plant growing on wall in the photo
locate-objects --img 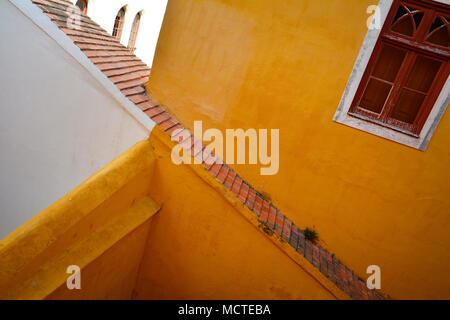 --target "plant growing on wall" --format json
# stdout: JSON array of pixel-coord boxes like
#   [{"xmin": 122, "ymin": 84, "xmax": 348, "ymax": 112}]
[{"xmin": 304, "ymin": 228, "xmax": 318, "ymax": 242}]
